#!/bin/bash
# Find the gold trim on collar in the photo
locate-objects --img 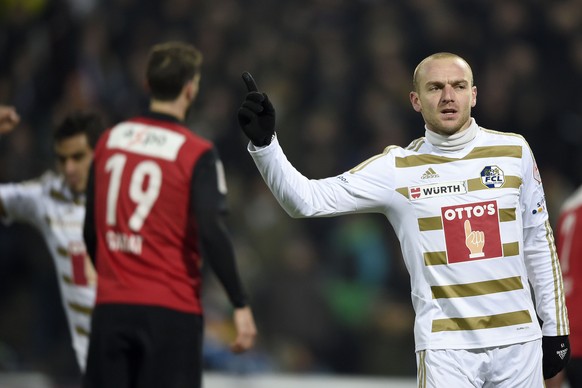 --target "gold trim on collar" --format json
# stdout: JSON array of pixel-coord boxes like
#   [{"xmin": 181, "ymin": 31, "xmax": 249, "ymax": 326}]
[{"xmin": 395, "ymin": 146, "xmax": 522, "ymax": 168}]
